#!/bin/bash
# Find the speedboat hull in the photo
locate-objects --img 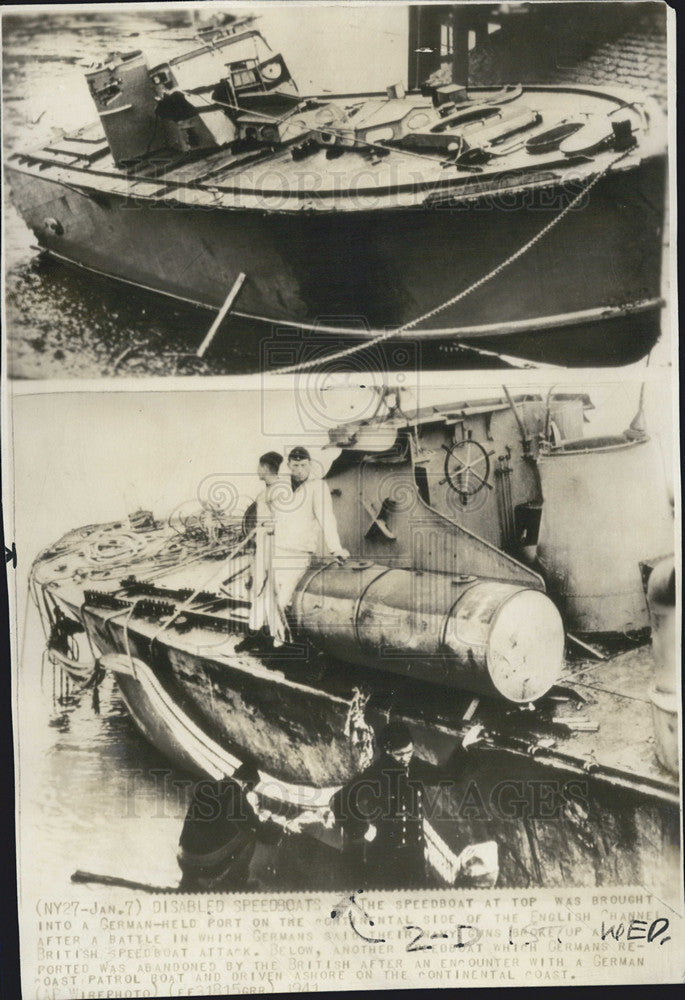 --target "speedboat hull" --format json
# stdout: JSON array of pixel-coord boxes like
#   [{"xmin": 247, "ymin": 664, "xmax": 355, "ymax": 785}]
[
  {"xmin": 83, "ymin": 605, "xmax": 680, "ymax": 892},
  {"xmin": 7, "ymin": 145, "xmax": 665, "ymax": 363}
]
